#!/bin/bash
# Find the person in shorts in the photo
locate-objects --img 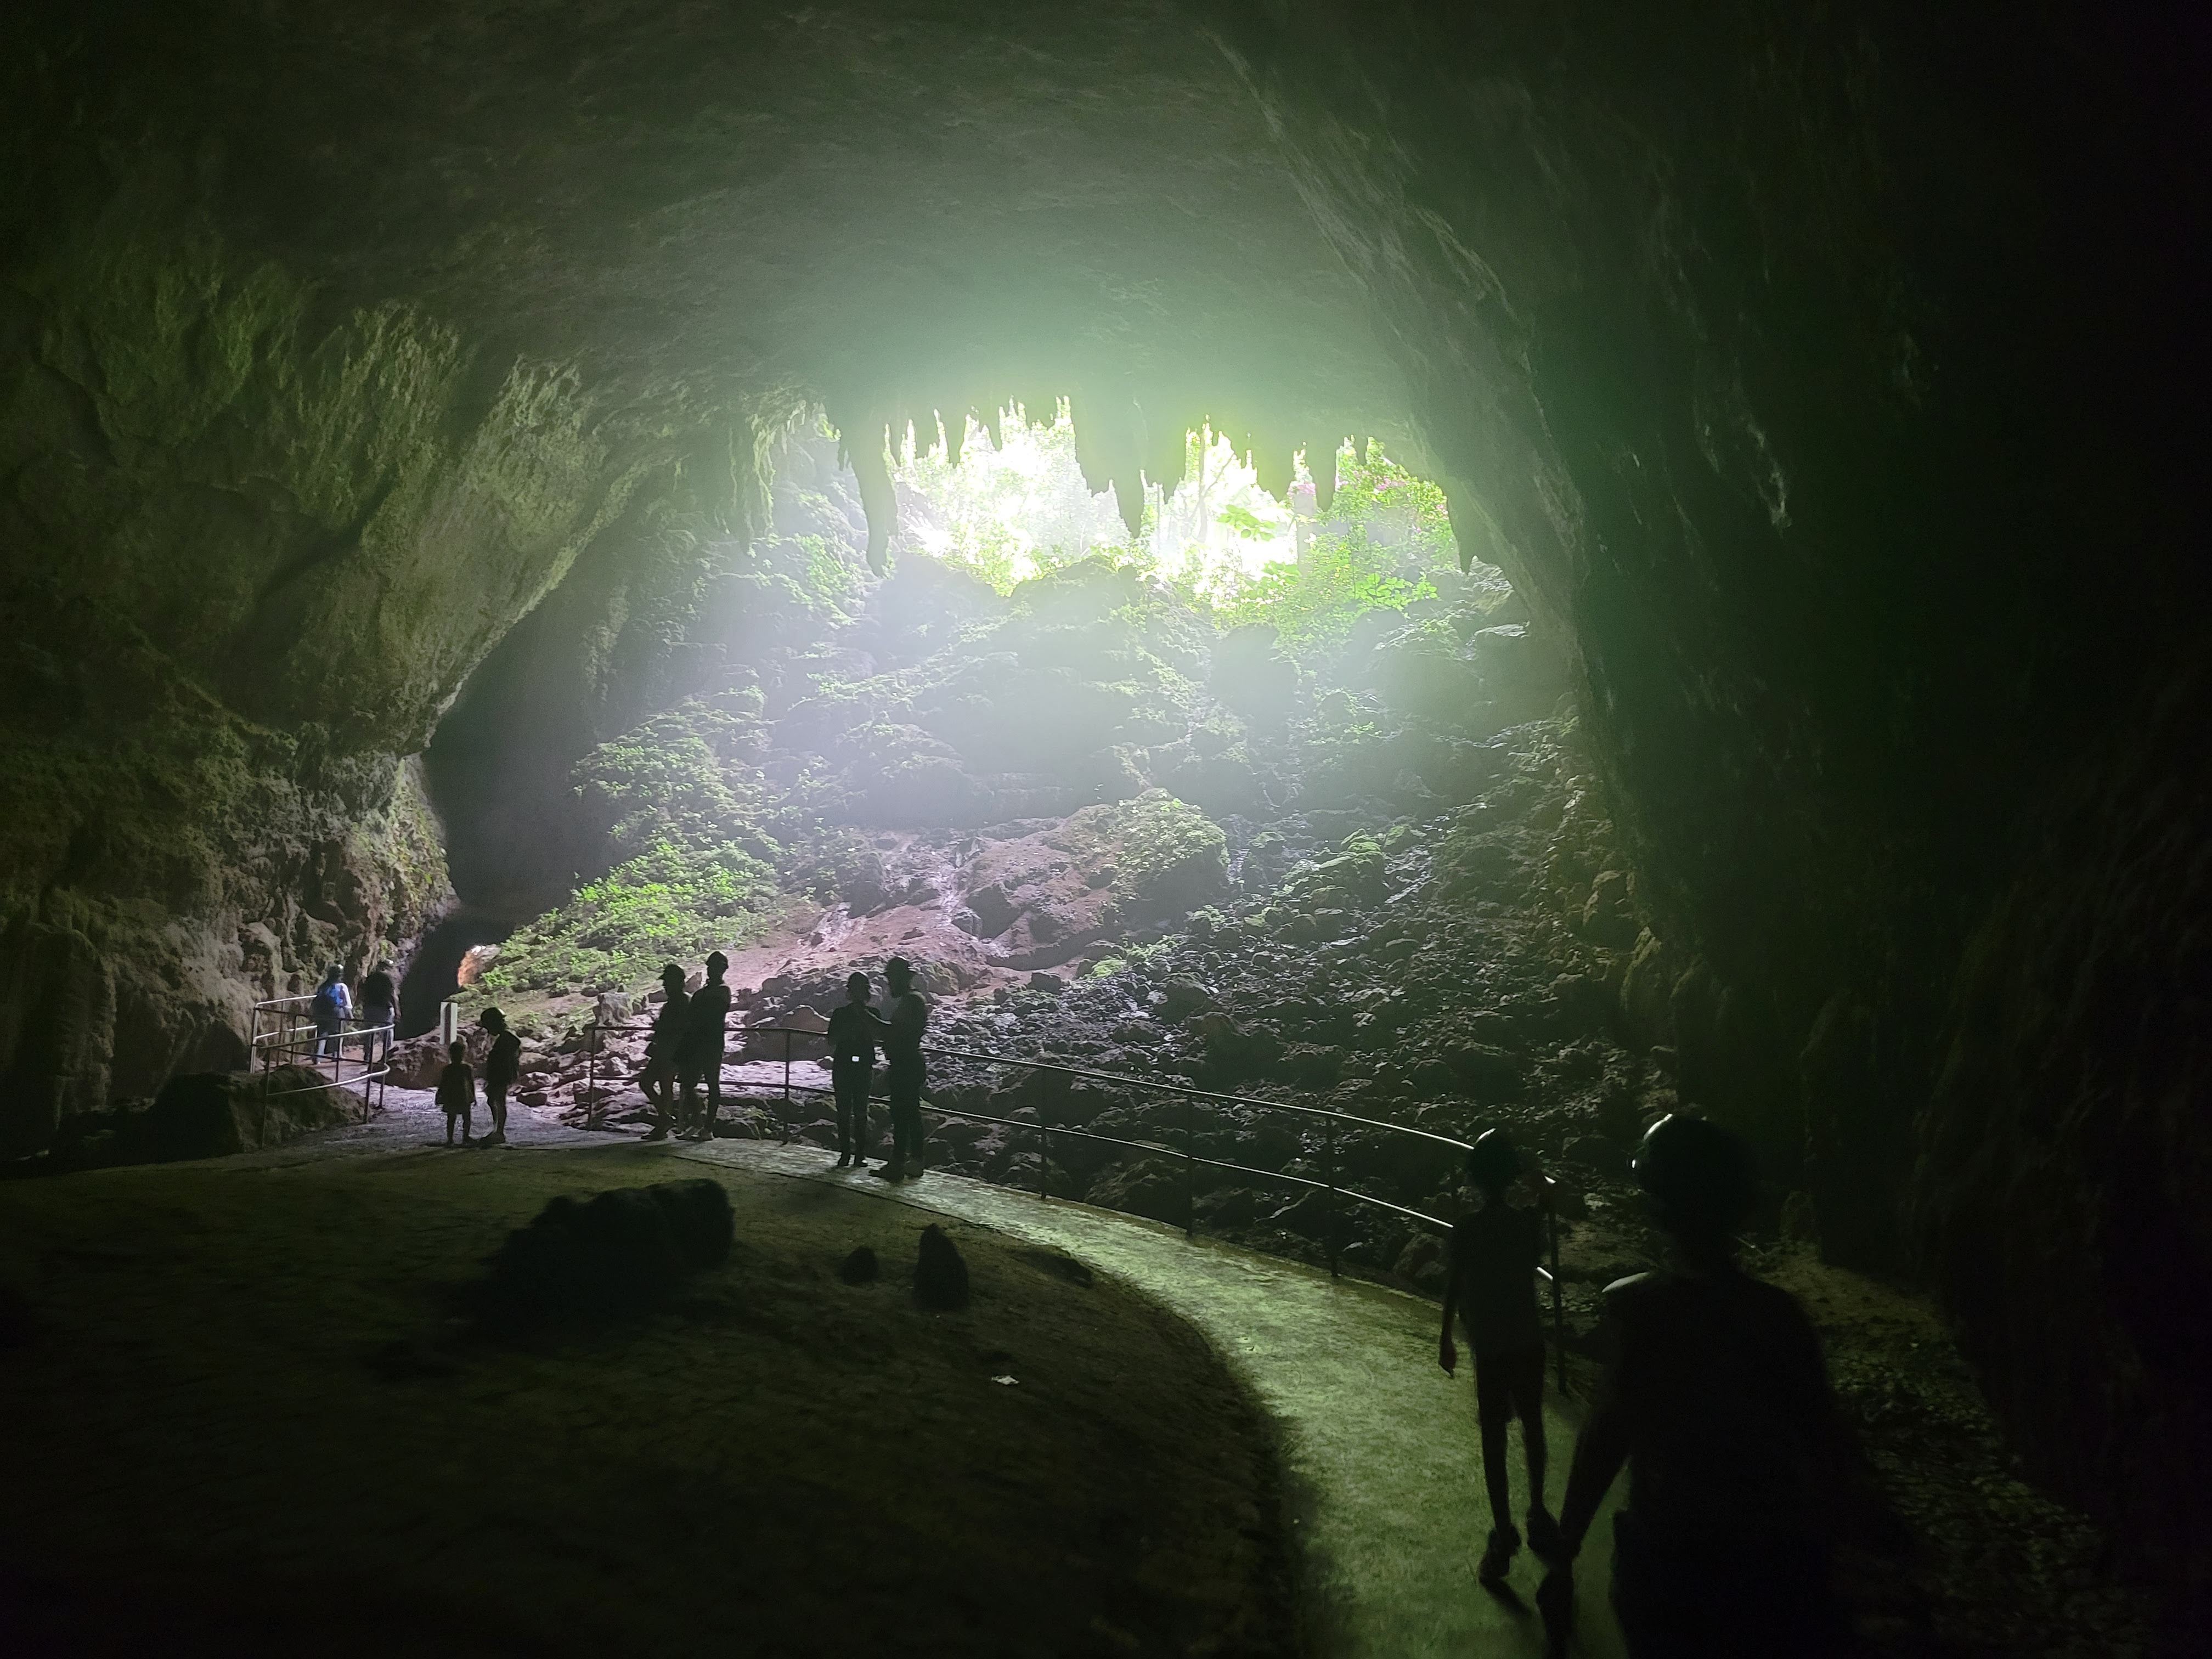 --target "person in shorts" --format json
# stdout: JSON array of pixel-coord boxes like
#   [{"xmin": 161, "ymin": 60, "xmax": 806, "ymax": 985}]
[
  {"xmin": 435, "ymin": 1040, "xmax": 475, "ymax": 1147},
  {"xmin": 1440, "ymin": 1127, "xmax": 1562, "ymax": 1582},
  {"xmin": 639, "ymin": 962, "xmax": 689, "ymax": 1142},
  {"xmin": 478, "ymin": 1006, "xmax": 520, "ymax": 1146}
]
